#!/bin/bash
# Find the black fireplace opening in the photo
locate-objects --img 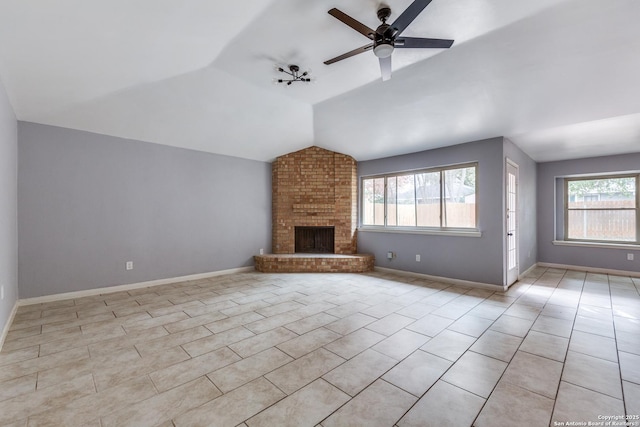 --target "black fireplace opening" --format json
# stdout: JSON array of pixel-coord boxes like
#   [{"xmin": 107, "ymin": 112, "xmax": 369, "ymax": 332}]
[{"xmin": 295, "ymin": 226, "xmax": 335, "ymax": 254}]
